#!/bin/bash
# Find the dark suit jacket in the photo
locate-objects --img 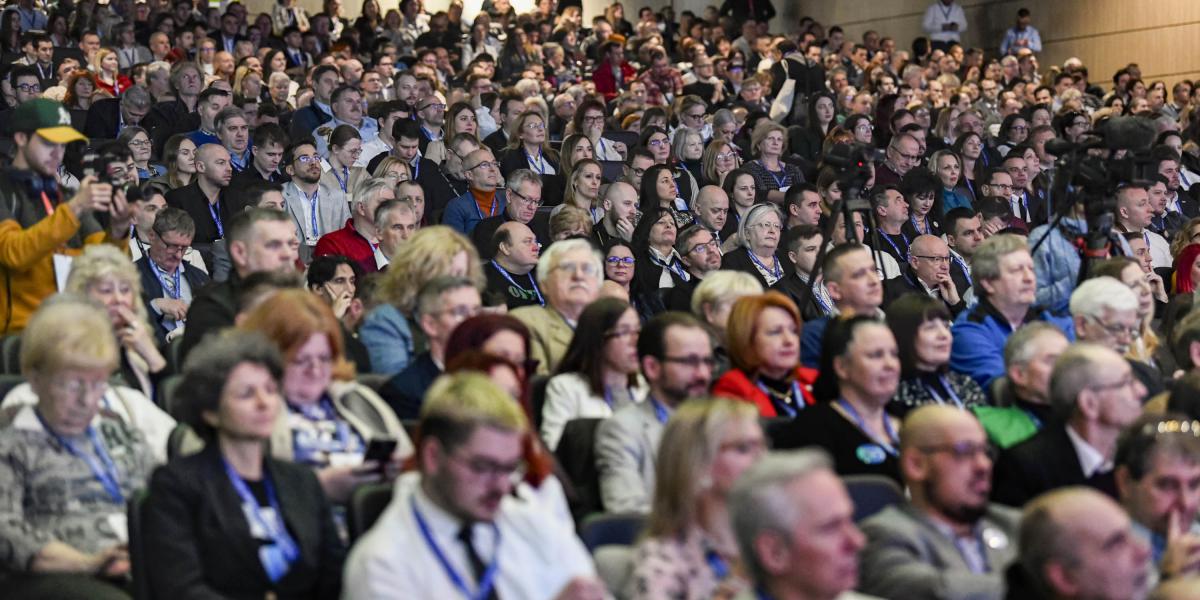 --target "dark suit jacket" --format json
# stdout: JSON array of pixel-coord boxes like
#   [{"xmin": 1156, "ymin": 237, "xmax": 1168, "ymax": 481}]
[
  {"xmin": 771, "ymin": 272, "xmax": 828, "ymax": 321},
  {"xmin": 498, "ymin": 147, "xmax": 565, "ymax": 208},
  {"xmin": 482, "ymin": 128, "xmax": 509, "ymax": 157},
  {"xmin": 166, "ymin": 181, "xmax": 233, "ymax": 244},
  {"xmin": 377, "ymin": 352, "xmax": 442, "ymax": 420},
  {"xmin": 289, "ymin": 104, "xmax": 332, "ymax": 144},
  {"xmin": 178, "ymin": 274, "xmax": 241, "ymax": 366},
  {"xmin": 882, "ymin": 267, "xmax": 966, "ymax": 316},
  {"xmin": 143, "ymin": 98, "xmax": 200, "ymax": 157},
  {"xmin": 135, "ymin": 256, "xmax": 210, "ymax": 345},
  {"xmin": 991, "ymin": 423, "xmax": 1116, "ymax": 508},
  {"xmin": 141, "ymin": 445, "xmax": 344, "ymax": 599},
  {"xmin": 720, "ymin": 246, "xmax": 793, "ymax": 290},
  {"xmin": 83, "ymin": 97, "xmax": 122, "ymax": 140}
]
